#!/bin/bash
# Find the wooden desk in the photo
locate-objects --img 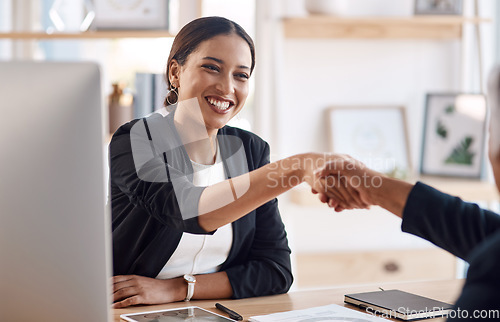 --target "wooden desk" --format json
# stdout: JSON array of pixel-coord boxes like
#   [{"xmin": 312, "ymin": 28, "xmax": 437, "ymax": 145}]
[{"xmin": 114, "ymin": 279, "xmax": 464, "ymax": 321}]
